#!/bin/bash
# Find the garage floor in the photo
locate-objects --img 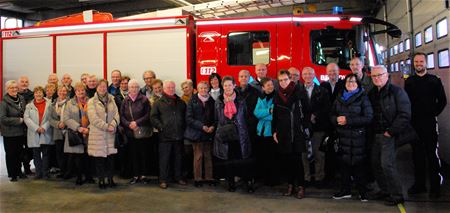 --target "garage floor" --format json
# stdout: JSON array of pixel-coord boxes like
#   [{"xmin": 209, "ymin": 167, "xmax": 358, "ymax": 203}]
[{"xmin": 1, "ymin": 139, "xmax": 449, "ymax": 213}]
